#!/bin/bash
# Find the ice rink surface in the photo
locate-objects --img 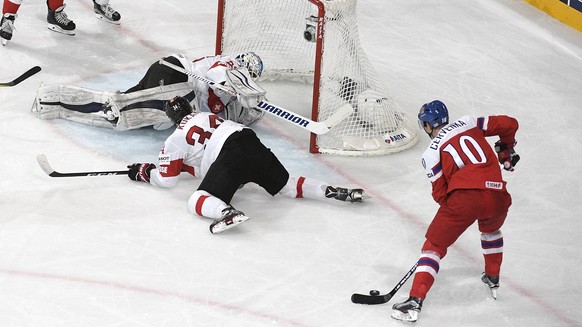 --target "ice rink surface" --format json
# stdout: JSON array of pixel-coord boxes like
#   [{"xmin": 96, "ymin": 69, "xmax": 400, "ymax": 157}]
[{"xmin": 1, "ymin": 0, "xmax": 581, "ymax": 326}]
